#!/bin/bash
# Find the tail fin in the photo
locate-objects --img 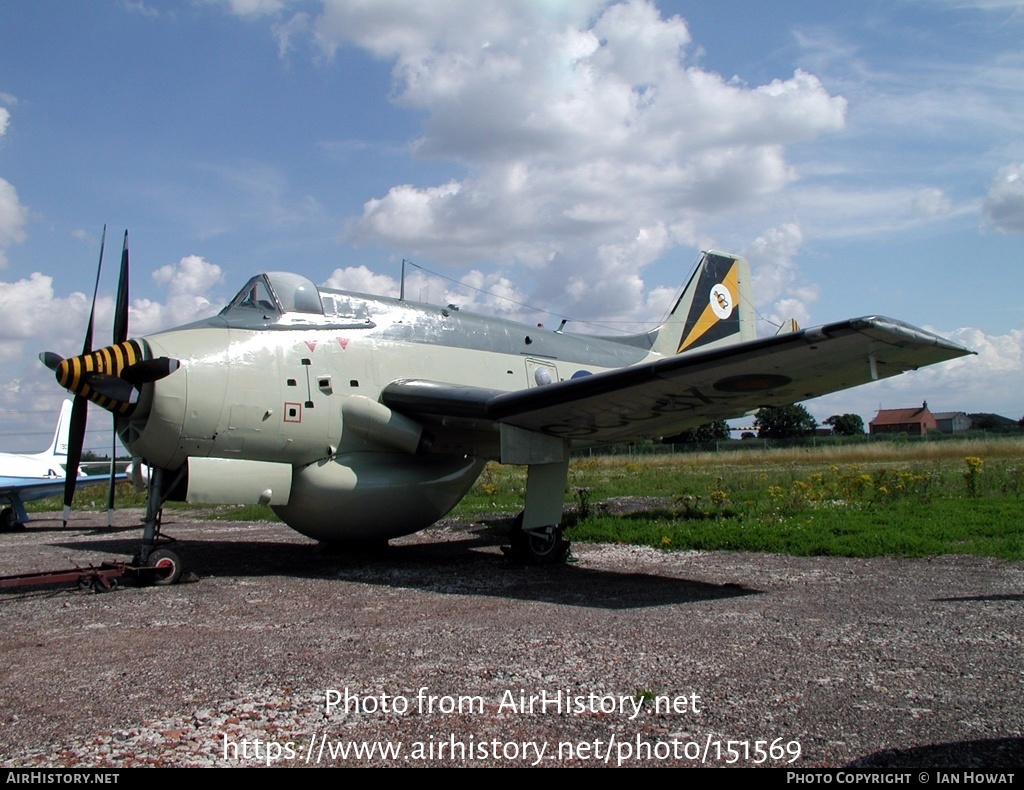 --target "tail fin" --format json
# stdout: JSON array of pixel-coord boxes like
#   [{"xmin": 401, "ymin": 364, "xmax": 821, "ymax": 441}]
[
  {"xmin": 649, "ymin": 250, "xmax": 755, "ymax": 357},
  {"xmin": 40, "ymin": 399, "xmax": 73, "ymax": 459}
]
